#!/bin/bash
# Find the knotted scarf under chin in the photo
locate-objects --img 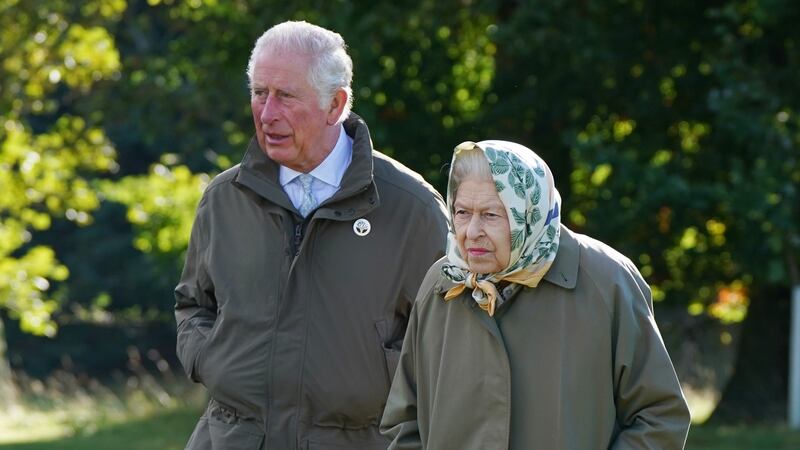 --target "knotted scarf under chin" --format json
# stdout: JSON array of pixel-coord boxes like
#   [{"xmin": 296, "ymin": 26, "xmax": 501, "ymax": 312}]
[{"xmin": 443, "ymin": 268, "xmax": 550, "ymax": 317}]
